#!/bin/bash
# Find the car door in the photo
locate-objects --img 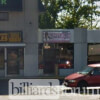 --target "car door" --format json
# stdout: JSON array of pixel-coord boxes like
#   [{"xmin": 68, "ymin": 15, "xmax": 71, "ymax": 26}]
[{"xmin": 88, "ymin": 68, "xmax": 100, "ymax": 86}]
